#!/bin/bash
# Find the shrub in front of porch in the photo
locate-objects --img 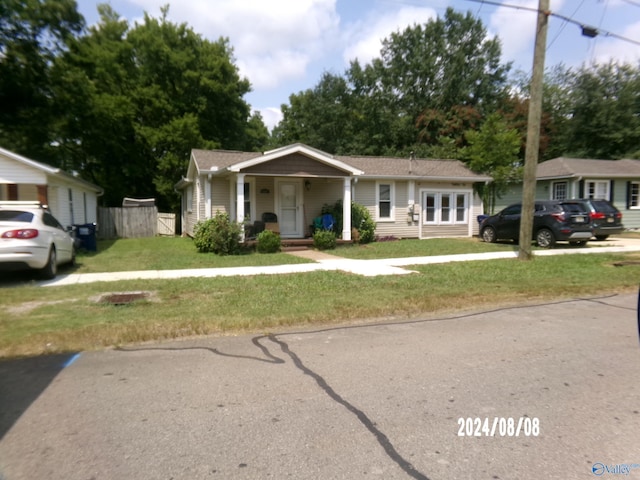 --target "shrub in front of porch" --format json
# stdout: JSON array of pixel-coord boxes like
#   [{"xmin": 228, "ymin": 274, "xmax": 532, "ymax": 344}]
[
  {"xmin": 321, "ymin": 200, "xmax": 376, "ymax": 244},
  {"xmin": 313, "ymin": 230, "xmax": 336, "ymax": 250},
  {"xmin": 256, "ymin": 230, "xmax": 281, "ymax": 253},
  {"xmin": 193, "ymin": 212, "xmax": 242, "ymax": 255}
]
